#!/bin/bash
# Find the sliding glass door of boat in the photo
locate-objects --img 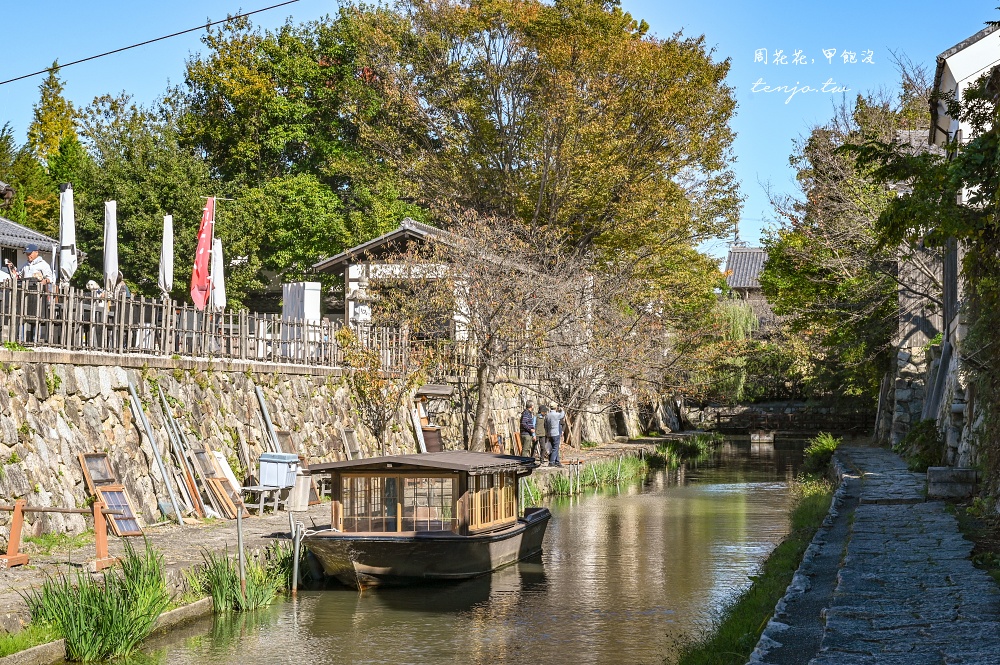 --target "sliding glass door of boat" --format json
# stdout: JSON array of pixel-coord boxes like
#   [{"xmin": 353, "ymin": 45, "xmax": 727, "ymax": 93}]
[{"xmin": 340, "ymin": 473, "xmax": 459, "ymax": 533}]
